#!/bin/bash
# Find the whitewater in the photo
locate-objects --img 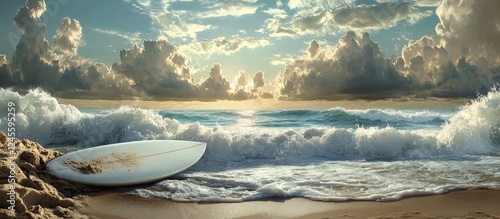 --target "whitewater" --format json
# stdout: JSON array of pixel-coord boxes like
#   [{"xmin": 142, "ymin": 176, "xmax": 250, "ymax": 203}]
[{"xmin": 1, "ymin": 88, "xmax": 499, "ymax": 202}]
